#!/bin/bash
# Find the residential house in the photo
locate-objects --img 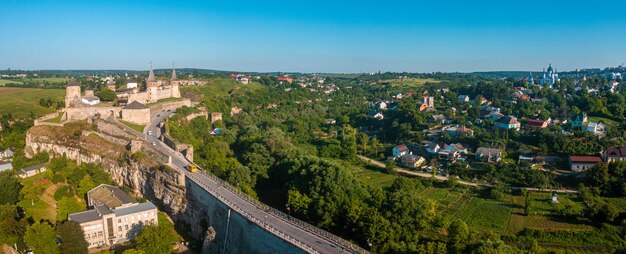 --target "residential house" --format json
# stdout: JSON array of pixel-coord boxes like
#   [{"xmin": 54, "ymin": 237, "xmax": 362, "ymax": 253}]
[
  {"xmin": 378, "ymin": 101, "xmax": 388, "ymax": 110},
  {"xmin": 368, "ymin": 112, "xmax": 384, "ymax": 120},
  {"xmin": 568, "ymin": 156, "xmax": 602, "ymax": 171},
  {"xmin": 69, "ymin": 185, "xmax": 158, "ymax": 249},
  {"xmin": 444, "ymin": 125, "xmax": 474, "ymax": 138},
  {"xmin": 0, "ymin": 148, "xmax": 14, "ymax": 159},
  {"xmin": 585, "ymin": 122, "xmax": 606, "ymax": 136},
  {"xmin": 439, "ymin": 143, "xmax": 468, "ymax": 161},
  {"xmin": 426, "ymin": 143, "xmax": 441, "ymax": 154},
  {"xmin": 392, "ymin": 144, "xmax": 409, "ymax": 157},
  {"xmin": 430, "ymin": 114, "xmax": 447, "ymax": 124},
  {"xmin": 458, "ymin": 95, "xmax": 470, "ymax": 103},
  {"xmin": 495, "ymin": 116, "xmax": 521, "ymax": 130},
  {"xmin": 474, "ymin": 96, "xmax": 489, "ymax": 105},
  {"xmin": 525, "ymin": 119, "xmax": 548, "ymax": 129},
  {"xmin": 400, "ymin": 154, "xmax": 425, "ymax": 168},
  {"xmin": 0, "ymin": 160, "xmax": 12, "ymax": 172},
  {"xmin": 324, "ymin": 119, "xmax": 336, "ymax": 124},
  {"xmin": 17, "ymin": 163, "xmax": 47, "ymax": 178},
  {"xmin": 475, "ymin": 147, "xmax": 502, "ymax": 162},
  {"xmin": 603, "ymin": 147, "xmax": 626, "ymax": 163}
]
